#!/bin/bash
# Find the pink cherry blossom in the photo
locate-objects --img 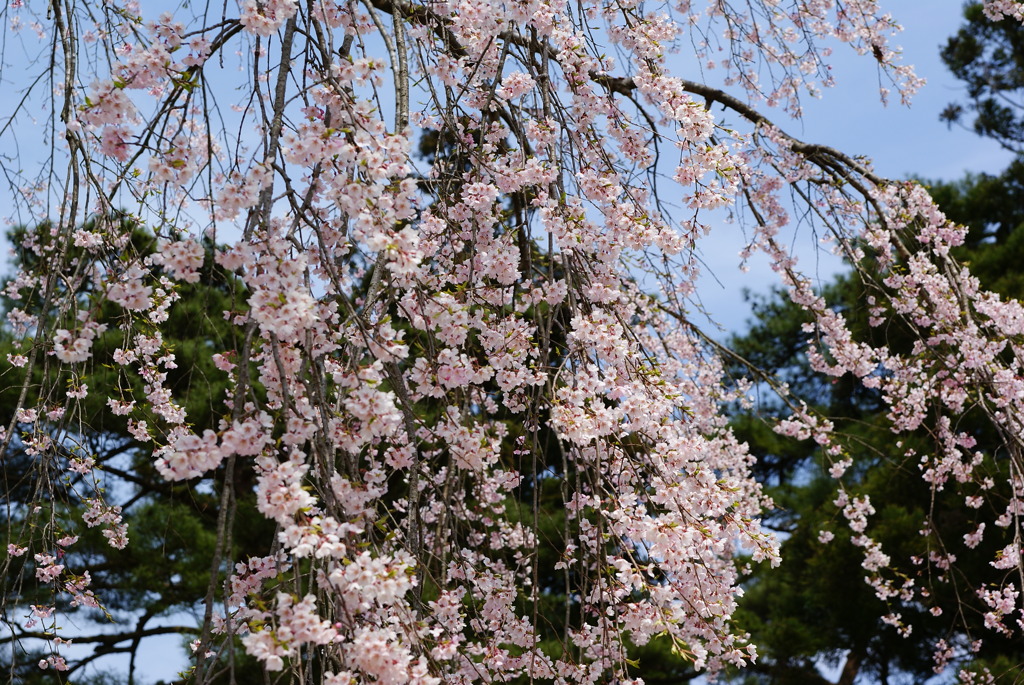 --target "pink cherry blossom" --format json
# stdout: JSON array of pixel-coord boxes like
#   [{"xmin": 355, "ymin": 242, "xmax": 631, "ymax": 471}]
[{"xmin": 5, "ymin": 0, "xmax": 1024, "ymax": 680}]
